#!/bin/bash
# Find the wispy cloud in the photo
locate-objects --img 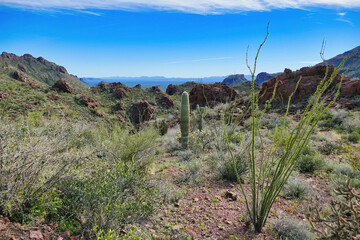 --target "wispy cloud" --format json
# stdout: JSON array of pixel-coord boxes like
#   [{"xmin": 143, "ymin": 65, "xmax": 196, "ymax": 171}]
[
  {"xmin": 2, "ymin": 0, "xmax": 360, "ymax": 14},
  {"xmin": 169, "ymin": 57, "xmax": 233, "ymax": 64},
  {"xmin": 337, "ymin": 12, "xmax": 347, "ymax": 16}
]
